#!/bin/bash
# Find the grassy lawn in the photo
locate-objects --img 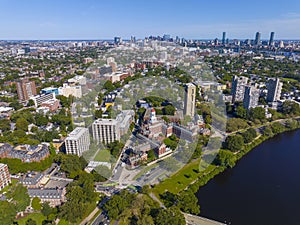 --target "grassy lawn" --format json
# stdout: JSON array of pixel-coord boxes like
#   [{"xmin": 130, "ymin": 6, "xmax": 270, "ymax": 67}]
[
  {"xmin": 152, "ymin": 158, "xmax": 216, "ymax": 196},
  {"xmin": 94, "ymin": 149, "xmax": 111, "ymax": 162},
  {"xmin": 17, "ymin": 213, "xmax": 46, "ymax": 225},
  {"xmin": 282, "ymin": 77, "xmax": 298, "ymax": 83}
]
